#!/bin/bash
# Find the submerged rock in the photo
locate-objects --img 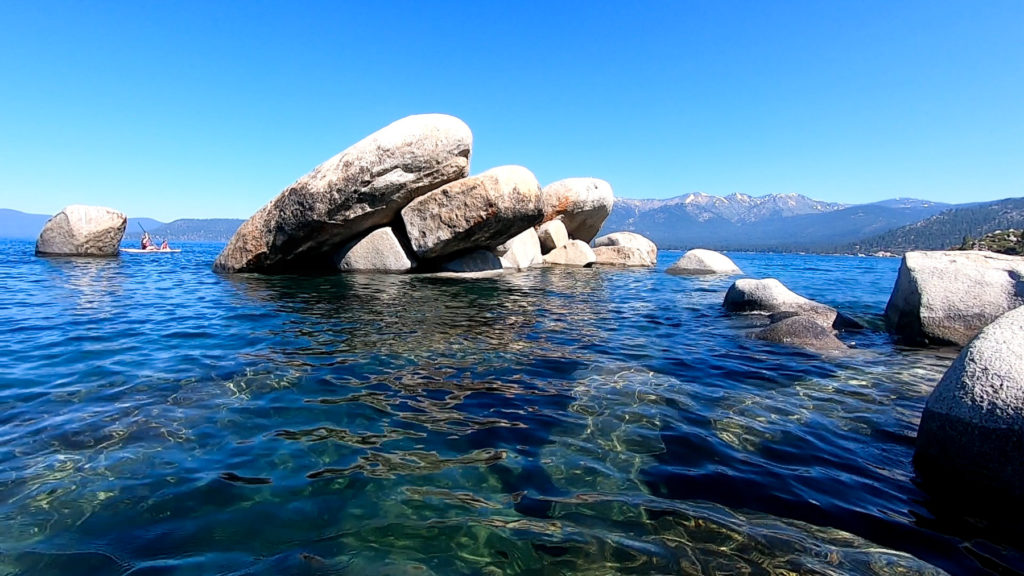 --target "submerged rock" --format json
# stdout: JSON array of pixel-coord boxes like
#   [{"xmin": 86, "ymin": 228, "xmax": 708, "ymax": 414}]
[
  {"xmin": 213, "ymin": 114, "xmax": 472, "ymax": 273},
  {"xmin": 752, "ymin": 315, "xmax": 847, "ymax": 352},
  {"xmin": 402, "ymin": 165, "xmax": 544, "ymax": 260},
  {"xmin": 334, "ymin": 227, "xmax": 415, "ymax": 272},
  {"xmin": 914, "ymin": 305, "xmax": 1024, "ymax": 509},
  {"xmin": 536, "ymin": 219, "xmax": 569, "ymax": 254},
  {"xmin": 667, "ymin": 249, "xmax": 742, "ymax": 276},
  {"xmin": 35, "ymin": 205, "xmax": 126, "ymax": 257},
  {"xmin": 543, "ymin": 239, "xmax": 596, "ymax": 267},
  {"xmin": 724, "ymin": 278, "xmax": 862, "ymax": 330},
  {"xmin": 439, "ymin": 250, "xmax": 504, "ymax": 273},
  {"xmin": 592, "ymin": 245, "xmax": 654, "ymax": 267},
  {"xmin": 494, "ymin": 227, "xmax": 542, "ymax": 270},
  {"xmin": 593, "ymin": 232, "xmax": 657, "ymax": 264},
  {"xmin": 885, "ymin": 250, "xmax": 1024, "ymax": 346},
  {"xmin": 540, "ymin": 178, "xmax": 614, "ymax": 242}
]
